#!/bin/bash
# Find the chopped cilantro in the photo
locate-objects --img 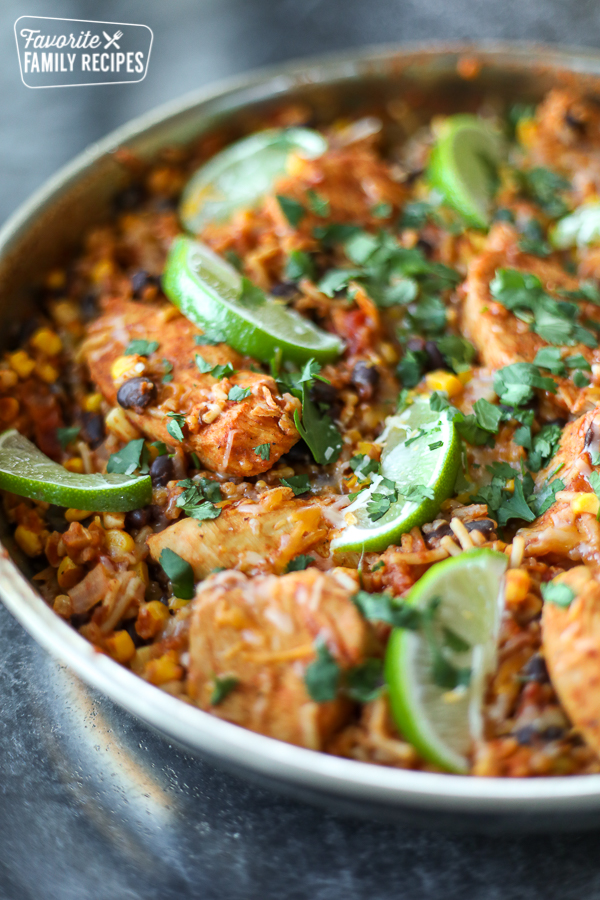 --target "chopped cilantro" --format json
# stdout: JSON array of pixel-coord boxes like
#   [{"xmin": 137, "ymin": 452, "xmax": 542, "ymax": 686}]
[
  {"xmin": 472, "ymin": 398, "xmax": 503, "ymax": 434},
  {"xmin": 318, "ymin": 268, "xmax": 361, "ymax": 297},
  {"xmin": 211, "ymin": 362, "xmax": 237, "ymax": 380},
  {"xmin": 125, "ymin": 339, "xmax": 159, "ymax": 357},
  {"xmin": 286, "ymin": 554, "xmax": 313, "ymax": 572},
  {"xmin": 224, "ymin": 250, "xmax": 242, "ymax": 271},
  {"xmin": 345, "ymin": 658, "xmax": 384, "ymax": 703},
  {"xmin": 150, "ymin": 441, "xmax": 168, "ymax": 456},
  {"xmin": 254, "ymin": 443, "xmax": 271, "ymax": 461},
  {"xmin": 399, "ymin": 201, "xmax": 434, "ymax": 230},
  {"xmin": 293, "ymin": 384, "xmax": 343, "ymax": 466},
  {"xmin": 176, "ymin": 477, "xmax": 222, "ymax": 521},
  {"xmin": 210, "ymin": 675, "xmax": 239, "ymax": 705},
  {"xmin": 189, "ymin": 451, "xmax": 201, "ymax": 468},
  {"xmin": 352, "ymin": 589, "xmax": 422, "ymax": 629},
  {"xmin": 159, "ymin": 547, "xmax": 194, "ymax": 600},
  {"xmin": 493, "ymin": 362, "xmax": 557, "ymax": 406},
  {"xmin": 276, "ymin": 194, "xmax": 305, "ymax": 228},
  {"xmin": 541, "ymin": 582, "xmax": 575, "ymax": 608},
  {"xmin": 397, "ymin": 348, "xmax": 426, "ymax": 388},
  {"xmin": 280, "ymin": 474, "xmax": 311, "ymax": 496},
  {"xmin": 304, "ymin": 637, "xmax": 340, "ymax": 702},
  {"xmin": 195, "ymin": 354, "xmax": 214, "ymax": 374},
  {"xmin": 162, "ymin": 359, "xmax": 174, "ymax": 383},
  {"xmin": 370, "ymin": 560, "xmax": 385, "ymax": 572},
  {"xmin": 371, "ymin": 201, "xmax": 393, "ymax": 219},
  {"xmin": 589, "ymin": 471, "xmax": 600, "ymax": 517},
  {"xmin": 238, "ymin": 277, "xmax": 266, "ymax": 309},
  {"xmin": 404, "ymin": 484, "xmax": 435, "ymax": 503},
  {"xmin": 306, "ymin": 189, "xmax": 330, "ymax": 218},
  {"xmin": 194, "ymin": 330, "xmax": 226, "ymax": 346},
  {"xmin": 518, "ymin": 219, "xmax": 551, "ymax": 257},
  {"xmin": 56, "ymin": 426, "xmax": 80, "ymax": 450},
  {"xmin": 367, "ymin": 493, "xmax": 393, "ymax": 521},
  {"xmin": 573, "ymin": 369, "xmax": 591, "ymax": 388},
  {"xmin": 228, "ymin": 385, "xmax": 252, "ymax": 402},
  {"xmin": 349, "ymin": 454, "xmax": 380, "ymax": 478},
  {"xmin": 107, "ymin": 438, "xmax": 149, "ymax": 475},
  {"xmin": 436, "ymin": 335, "xmax": 476, "ymax": 373},
  {"xmin": 286, "ymin": 250, "xmax": 315, "ymax": 282},
  {"xmin": 519, "ymin": 167, "xmax": 570, "ymax": 219}
]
